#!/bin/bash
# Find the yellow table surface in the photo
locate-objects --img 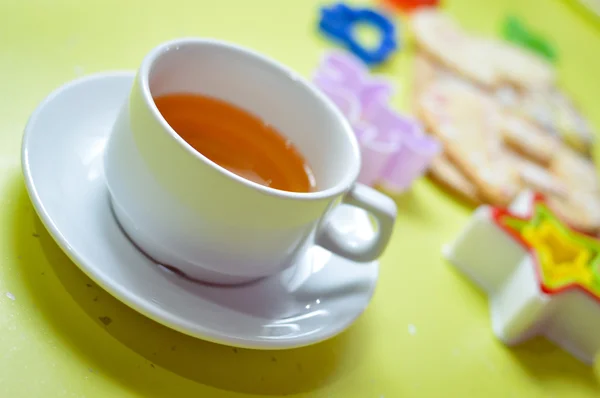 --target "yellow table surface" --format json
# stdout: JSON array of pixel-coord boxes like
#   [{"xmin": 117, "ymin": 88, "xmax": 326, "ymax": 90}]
[{"xmin": 2, "ymin": 0, "xmax": 600, "ymax": 396}]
